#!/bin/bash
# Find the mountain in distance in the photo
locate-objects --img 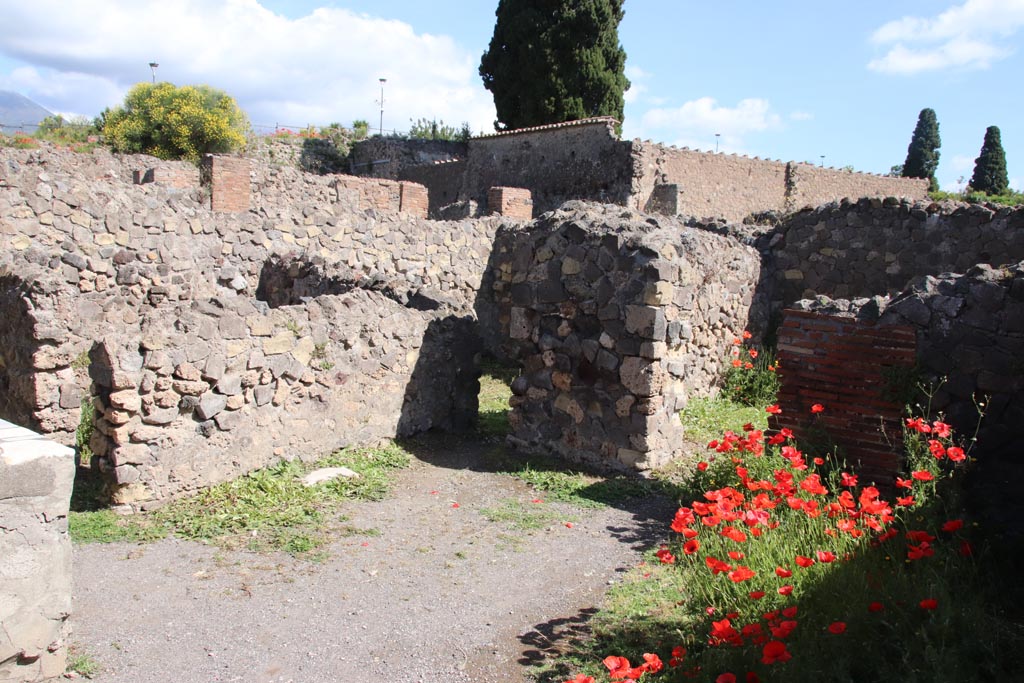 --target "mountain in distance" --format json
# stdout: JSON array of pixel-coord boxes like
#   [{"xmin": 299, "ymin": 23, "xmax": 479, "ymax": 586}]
[{"xmin": 0, "ymin": 90, "xmax": 52, "ymax": 134}]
